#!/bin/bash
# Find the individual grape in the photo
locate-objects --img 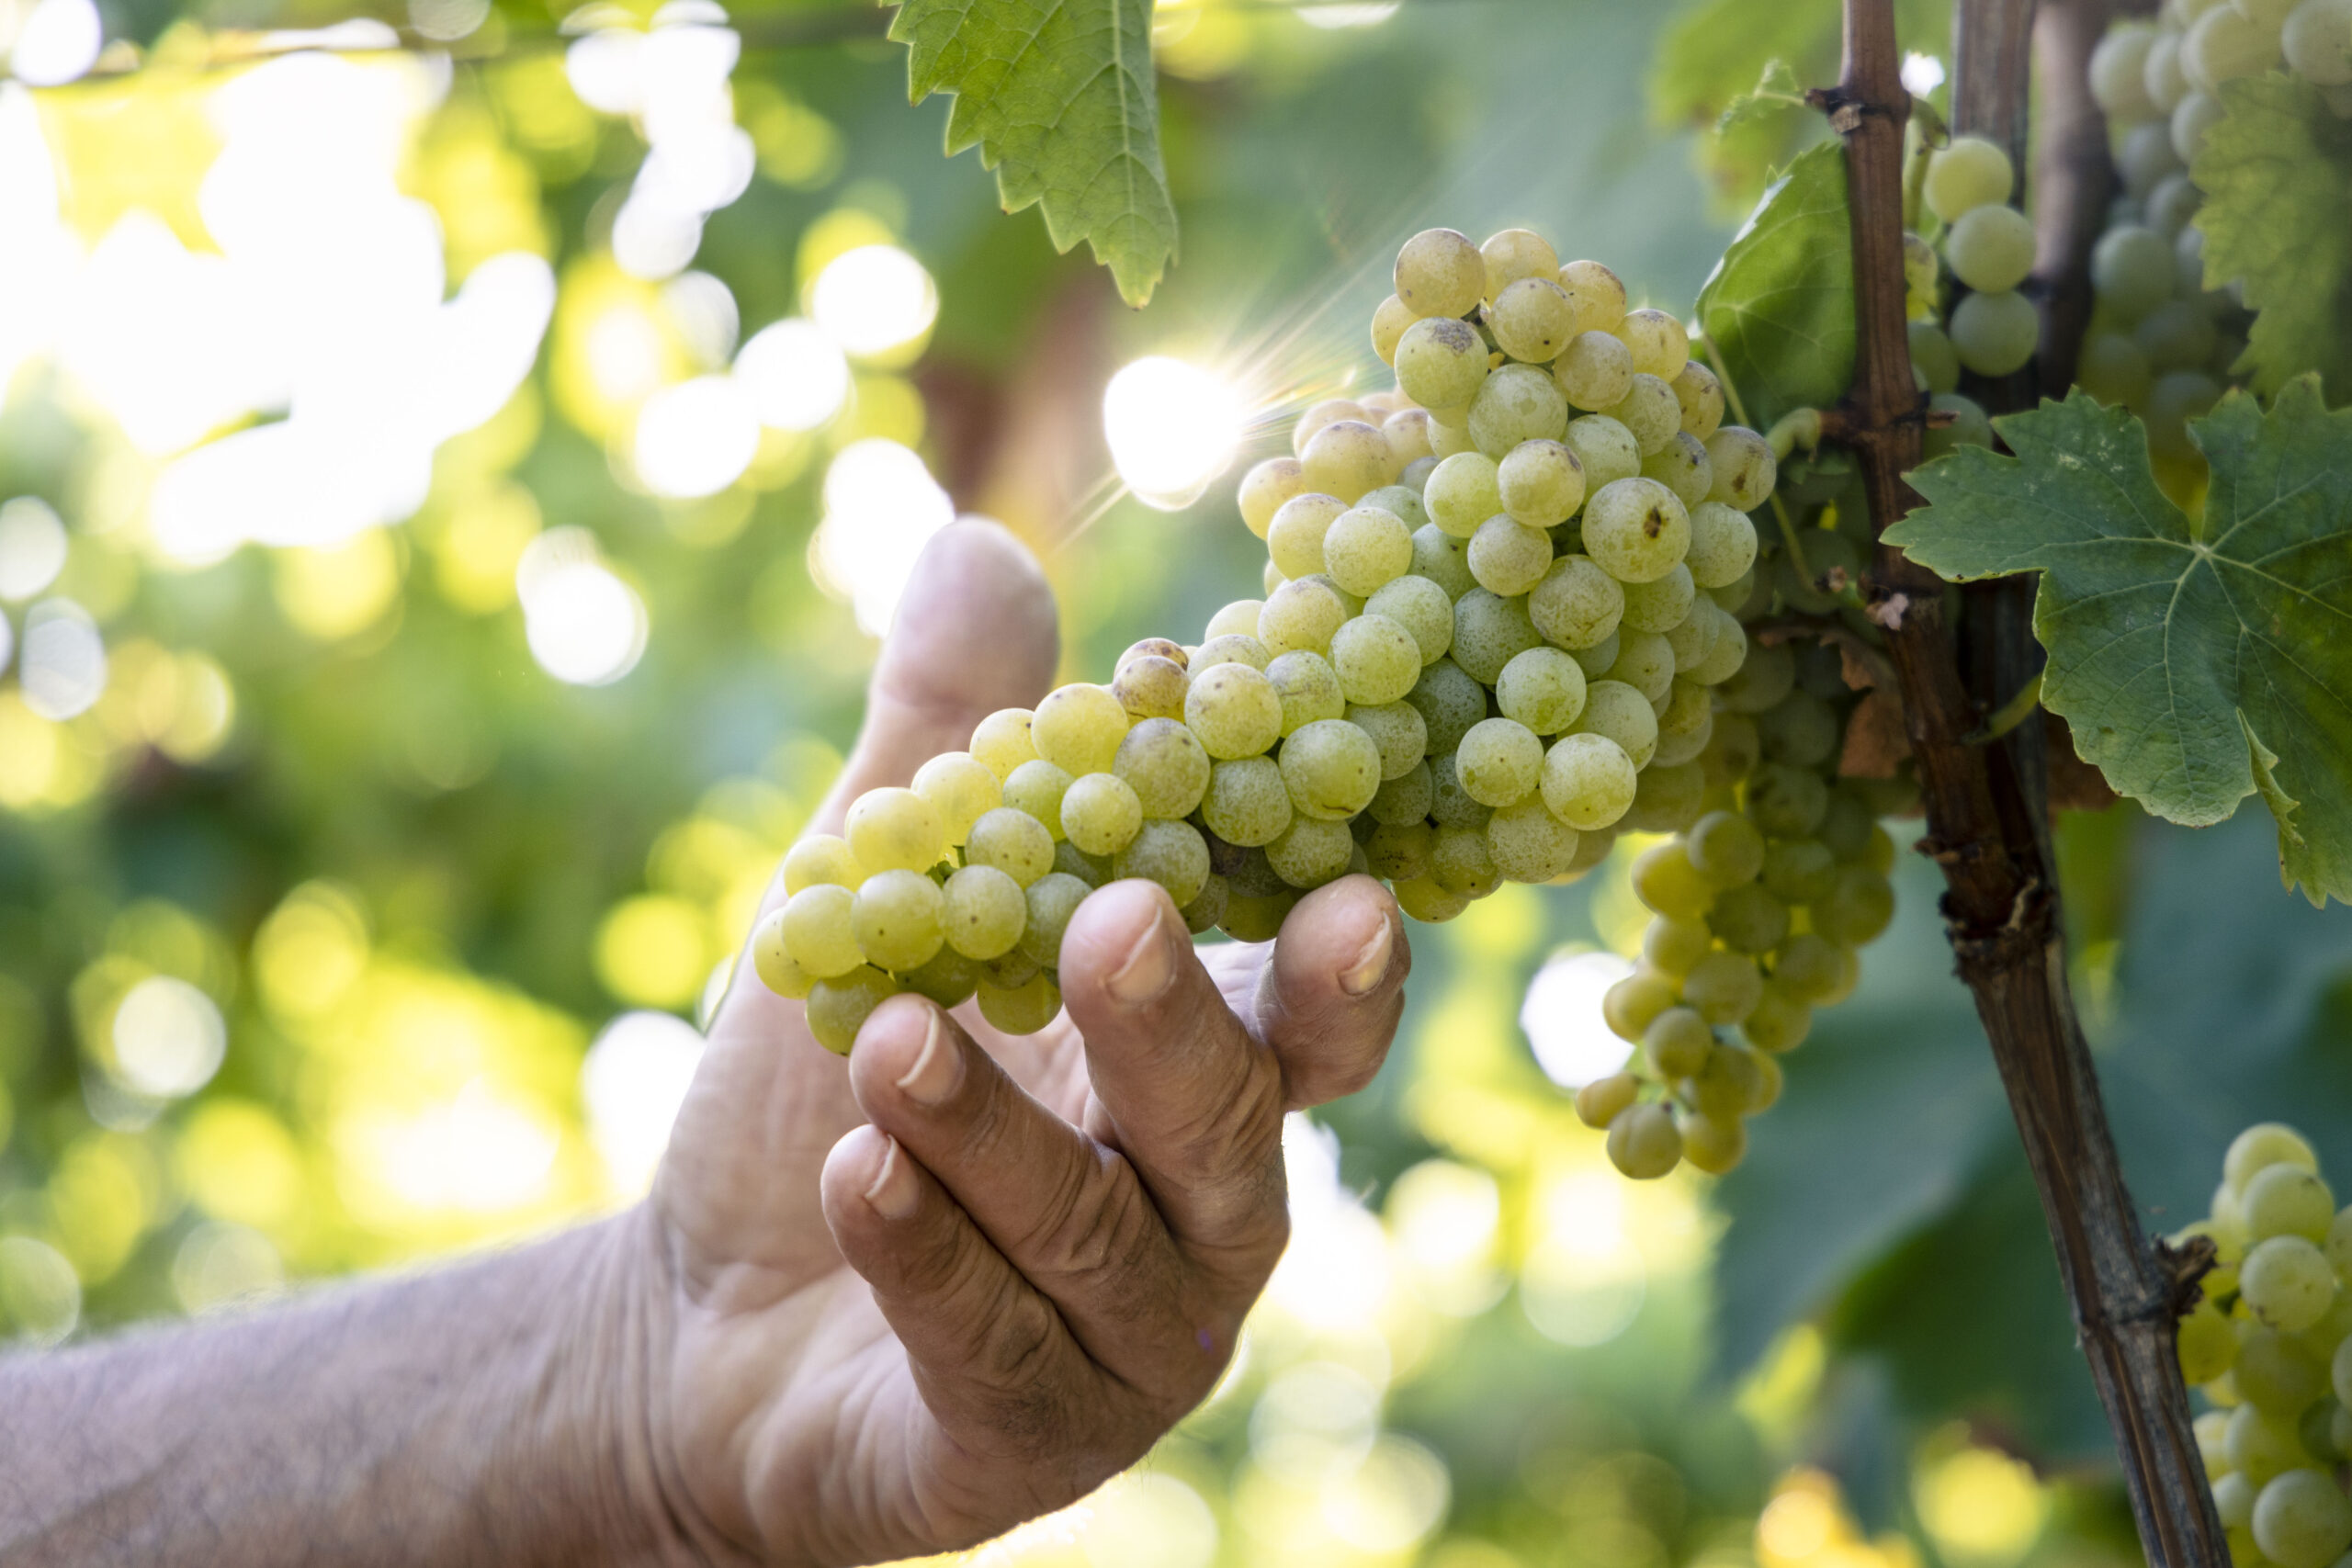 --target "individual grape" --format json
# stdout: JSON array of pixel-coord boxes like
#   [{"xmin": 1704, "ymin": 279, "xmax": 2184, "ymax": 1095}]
[
  {"xmin": 1205, "ymin": 599, "xmax": 1267, "ymax": 640},
  {"xmin": 1363, "ymin": 817, "xmax": 1432, "ymax": 880},
  {"xmin": 1057, "ymin": 772, "xmax": 1143, "ymax": 858},
  {"xmin": 1369, "ymin": 759, "xmax": 1435, "ymax": 826},
  {"xmin": 1395, "ymin": 227, "xmax": 1486, "ymax": 318},
  {"xmin": 1607, "ymin": 373, "xmax": 1682, "ymax": 457},
  {"xmin": 1363, "ymin": 575, "xmax": 1454, "ymax": 666},
  {"xmin": 2137, "ymin": 299, "xmax": 2218, "ymax": 372},
  {"xmin": 2228, "ymin": 1404, "xmax": 2309, "ymax": 1488},
  {"xmin": 903, "ymin": 949, "xmax": 979, "ymax": 1012},
  {"xmin": 1741, "ymin": 983, "xmax": 1812, "ymax": 1053},
  {"xmin": 2090, "ymin": 21, "xmax": 2160, "ymax": 118},
  {"xmin": 1395, "ymin": 316, "xmax": 1490, "ymax": 414},
  {"xmin": 2232, "ymin": 1124, "xmax": 2323, "ymax": 1190},
  {"xmin": 1603, "ymin": 629, "xmax": 1675, "ymax": 706},
  {"xmin": 2144, "ymin": 172, "xmax": 2202, "ymax": 237},
  {"xmin": 1348, "ymin": 700, "xmax": 1429, "ymax": 780},
  {"xmin": 1758, "ymin": 690, "xmax": 1839, "ymax": 768},
  {"xmin": 1656, "ymin": 677, "xmax": 1713, "ymax": 737},
  {"xmin": 1574, "ymin": 1072, "xmax": 1642, "ymax": 1130},
  {"xmin": 1408, "ymin": 657, "xmax": 1490, "ymax": 755},
  {"xmin": 1114, "ymin": 818, "xmax": 1212, "ymax": 907},
  {"xmin": 1382, "ymin": 410, "xmax": 1435, "ymax": 469},
  {"xmin": 1761, "ymin": 839, "xmax": 1838, "ymax": 905},
  {"xmin": 2171, "ymin": 89, "xmax": 2224, "ymax": 163},
  {"xmin": 1708, "ymin": 883, "xmax": 1792, "ymax": 955},
  {"xmin": 1119, "ymin": 637, "xmax": 1187, "ymax": 673},
  {"xmin": 782, "ymin": 883, "xmax": 865, "ymax": 979},
  {"xmin": 1239, "ymin": 457, "xmax": 1308, "ymax": 538},
  {"xmin": 1607, "ymin": 1103, "xmax": 1683, "ymax": 1179},
  {"xmin": 752, "ymin": 908, "xmax": 815, "ymax": 999},
  {"xmin": 2245, "ymin": 1236, "xmax": 2340, "ymax": 1332},
  {"xmin": 847, "ymin": 787, "xmax": 946, "ymax": 874},
  {"xmin": 1582, "ymin": 479, "xmax": 1690, "ymax": 584},
  {"xmin": 1813, "ymin": 864, "xmax": 1895, "ymax": 946},
  {"xmin": 978, "ymin": 970, "xmax": 1062, "ymax": 1035},
  {"xmin": 1640, "ymin": 432, "xmax": 1713, "ymax": 510},
  {"xmin": 1293, "ymin": 400, "xmax": 1371, "ymax": 455},
  {"xmin": 1486, "ymin": 275, "xmax": 1577, "ymax": 361},
  {"xmin": 1301, "ymin": 419, "xmax": 1395, "ymax": 503},
  {"xmin": 1468, "ymin": 515, "xmax": 1555, "ymax": 597},
  {"xmin": 1671, "ymin": 362, "xmax": 1725, "ymax": 439},
  {"xmin": 981, "ymin": 944, "xmax": 1042, "ymax": 989},
  {"xmin": 939, "ymin": 864, "xmax": 1027, "ymax": 961},
  {"xmin": 1113, "ymin": 655, "xmax": 1189, "ymax": 721},
  {"xmin": 1496, "ymin": 646, "xmax": 1589, "ymax": 734},
  {"xmin": 1450, "ymin": 588, "xmax": 1544, "ymax": 683},
  {"xmin": 1427, "ymin": 415, "xmax": 1476, "ymax": 458},
  {"xmin": 1265, "ymin": 649, "xmax": 1347, "ymax": 736},
  {"xmin": 1554, "ymin": 330, "xmax": 1634, "ymax": 412},
  {"xmin": 1428, "ymin": 823, "xmax": 1499, "ymax": 896},
  {"xmin": 1645, "ymin": 917, "xmax": 1714, "ymax": 977},
  {"xmin": 1259, "ymin": 574, "xmax": 1351, "ymax": 658},
  {"xmin": 1688, "ymin": 809, "xmax": 1766, "ymax": 886},
  {"xmin": 1569, "ymin": 631, "xmax": 1622, "ymax": 681},
  {"xmin": 1910, "ymin": 320, "xmax": 1962, "ymax": 394},
  {"xmin": 1684, "ymin": 950, "xmax": 1765, "ymax": 1025},
  {"xmin": 2254, "ymin": 1471, "xmax": 2352, "ymax": 1568},
  {"xmin": 1266, "ymin": 815, "xmax": 1356, "ymax": 889},
  {"xmin": 1620, "ymin": 564, "xmax": 1695, "ymax": 637},
  {"xmin": 2186, "ymin": 2, "xmax": 2285, "ymax": 90},
  {"xmin": 1426, "ymin": 451, "xmax": 1503, "ymax": 539},
  {"xmin": 1922, "ymin": 392, "xmax": 1994, "ymax": 459},
  {"xmin": 1557, "ymin": 258, "xmax": 1628, "ymax": 333},
  {"xmin": 970, "ymin": 707, "xmax": 1039, "ymax": 780},
  {"xmin": 784, "ymin": 834, "xmax": 864, "ymax": 895},
  {"xmin": 1483, "ymin": 795, "xmax": 1578, "ymax": 882},
  {"xmin": 1685, "ymin": 612, "xmax": 1749, "ymax": 687},
  {"xmin": 1329, "ymin": 613, "xmax": 1422, "ymax": 705},
  {"xmin": 1702, "ymin": 425, "xmax": 1777, "ymax": 511},
  {"xmin": 1201, "ymin": 755, "xmax": 1294, "ymax": 847},
  {"xmin": 1321, "ymin": 505, "xmax": 1414, "ymax": 596},
  {"xmin": 1451, "ymin": 716, "xmax": 1541, "ymax": 807},
  {"xmin": 964, "ymin": 807, "xmax": 1055, "ymax": 886},
  {"xmin": 2091, "ymin": 224, "xmax": 2176, "ymax": 321},
  {"xmin": 2285, "ymin": 0, "xmax": 2352, "ymax": 83},
  {"xmin": 1002, "ymin": 758, "xmax": 1076, "ymax": 840},
  {"xmin": 1481, "ymin": 227, "xmax": 1560, "ymax": 299},
  {"xmin": 1193, "ymin": 633, "xmax": 1271, "ymax": 672},
  {"xmin": 1602, "ymin": 968, "xmax": 1679, "ymax": 1040},
  {"xmin": 1528, "ymin": 555, "xmax": 1624, "ymax": 649},
  {"xmin": 1541, "ymin": 731, "xmax": 1638, "ymax": 830},
  {"xmin": 1267, "ymin": 492, "xmax": 1346, "ymax": 580},
  {"xmin": 1945, "ymin": 203, "xmax": 2038, "ymax": 294},
  {"xmin": 2247, "ymin": 1165, "xmax": 2337, "ymax": 1242},
  {"xmin": 1924, "ymin": 134, "xmax": 2016, "ymax": 222},
  {"xmin": 1681, "ymin": 502, "xmax": 1758, "ymax": 591},
  {"xmin": 1611, "ymin": 308, "xmax": 1690, "ymax": 380},
  {"xmin": 1468, "ymin": 363, "xmax": 1570, "ymax": 456},
  {"xmin": 1275, "ymin": 717, "xmax": 1381, "ymax": 820},
  {"xmin": 2120, "ymin": 122, "xmax": 2186, "ymax": 199},
  {"xmin": 1013, "ymin": 871, "xmax": 1088, "ymax": 967},
  {"xmin": 851, "ymin": 867, "xmax": 947, "ymax": 973},
  {"xmin": 807, "ymin": 965, "xmax": 899, "ymax": 1055},
  {"xmin": 1565, "ymin": 413, "xmax": 1642, "ymax": 493},
  {"xmin": 1950, "ymin": 288, "xmax": 2039, "ymax": 377},
  {"xmin": 1571, "ymin": 679, "xmax": 1660, "ymax": 768},
  {"xmin": 1185, "ymin": 662, "xmax": 1284, "ymax": 760},
  {"xmin": 1681, "ymin": 1113, "xmax": 1748, "ymax": 1176},
  {"xmin": 1498, "ymin": 438, "xmax": 1586, "ymax": 525},
  {"xmin": 1370, "ymin": 294, "xmax": 1417, "ymax": 364}
]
